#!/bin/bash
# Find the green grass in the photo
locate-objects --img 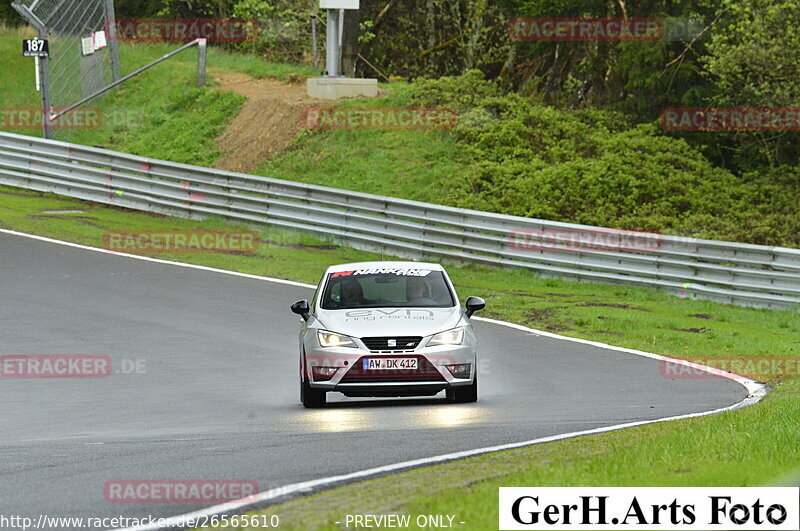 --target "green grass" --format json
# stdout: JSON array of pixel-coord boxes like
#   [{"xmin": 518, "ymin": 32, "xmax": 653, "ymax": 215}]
[
  {"xmin": 0, "ymin": 26, "xmax": 40, "ymax": 115},
  {"xmin": 263, "ymin": 128, "xmax": 466, "ymax": 205},
  {"xmin": 0, "ymin": 185, "xmax": 379, "ymax": 282},
  {"xmin": 200, "ymin": 49, "xmax": 316, "ymax": 80},
  {"xmin": 255, "ymin": 83, "xmax": 468, "ymax": 204},
  {"xmin": 261, "ymin": 384, "xmax": 800, "ymax": 531},
  {"xmin": 0, "ymin": 184, "xmax": 797, "ymax": 531},
  {"xmin": 1, "ymin": 27, "xmax": 313, "ymax": 164}
]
